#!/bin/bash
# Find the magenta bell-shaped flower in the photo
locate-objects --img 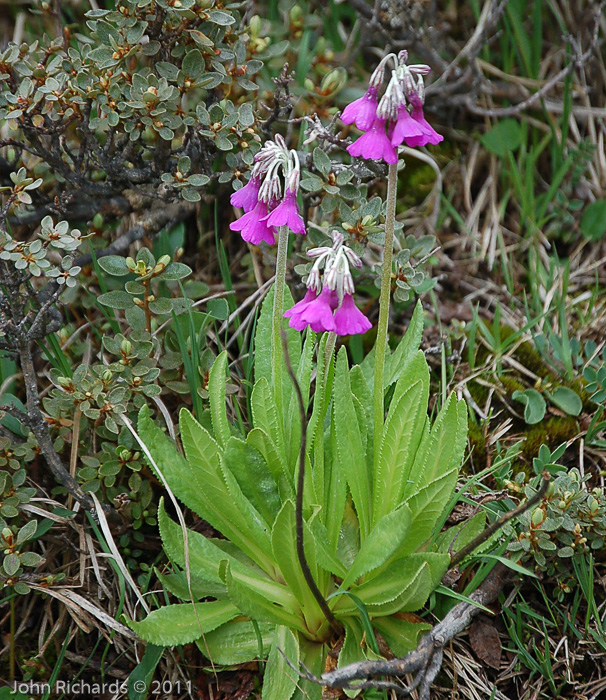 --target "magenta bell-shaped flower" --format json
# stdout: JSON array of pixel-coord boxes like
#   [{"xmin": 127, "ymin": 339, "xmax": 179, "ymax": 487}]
[
  {"xmin": 341, "ymin": 87, "xmax": 379, "ymax": 132},
  {"xmin": 263, "ymin": 189, "xmax": 306, "ymax": 235},
  {"xmin": 288, "ymin": 286, "xmax": 336, "ymax": 333},
  {"xmin": 405, "ymin": 104, "xmax": 444, "ymax": 147},
  {"xmin": 333, "ymin": 294, "xmax": 372, "ymax": 336},
  {"xmin": 229, "ymin": 201, "xmax": 276, "ymax": 245},
  {"xmin": 347, "ymin": 118, "xmax": 398, "ymax": 164},
  {"xmin": 390, "ymin": 106, "xmax": 425, "ymax": 147},
  {"xmin": 230, "ymin": 177, "xmax": 261, "ymax": 213}
]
